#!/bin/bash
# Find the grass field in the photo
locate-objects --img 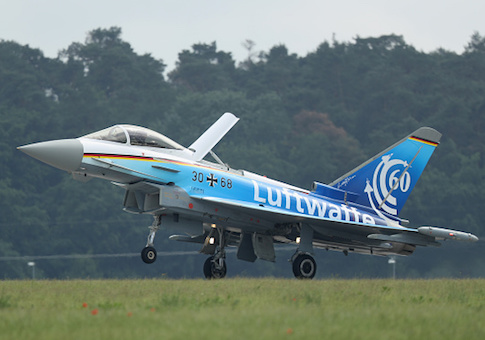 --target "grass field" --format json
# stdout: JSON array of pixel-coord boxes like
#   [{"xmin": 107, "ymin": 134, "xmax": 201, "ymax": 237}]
[{"xmin": 0, "ymin": 279, "xmax": 483, "ymax": 340}]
